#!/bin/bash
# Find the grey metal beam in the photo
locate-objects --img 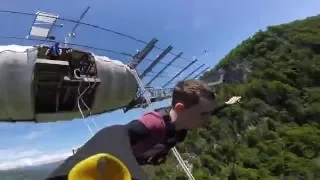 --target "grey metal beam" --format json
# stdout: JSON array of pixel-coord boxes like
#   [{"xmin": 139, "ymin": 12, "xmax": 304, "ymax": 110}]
[
  {"xmin": 127, "ymin": 38, "xmax": 158, "ymax": 69},
  {"xmin": 146, "ymin": 52, "xmax": 183, "ymax": 87},
  {"xmin": 123, "ymin": 87, "xmax": 174, "ymax": 112},
  {"xmin": 71, "ymin": 6, "xmax": 90, "ymax": 34},
  {"xmin": 64, "ymin": 6, "xmax": 90, "ymax": 46},
  {"xmin": 192, "ymin": 66, "xmax": 210, "ymax": 79},
  {"xmin": 146, "ymin": 87, "xmax": 174, "ymax": 99},
  {"xmin": 140, "ymin": 45, "xmax": 173, "ymax": 78},
  {"xmin": 162, "ymin": 59, "xmax": 198, "ymax": 88},
  {"xmin": 183, "ymin": 64, "xmax": 205, "ymax": 80}
]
